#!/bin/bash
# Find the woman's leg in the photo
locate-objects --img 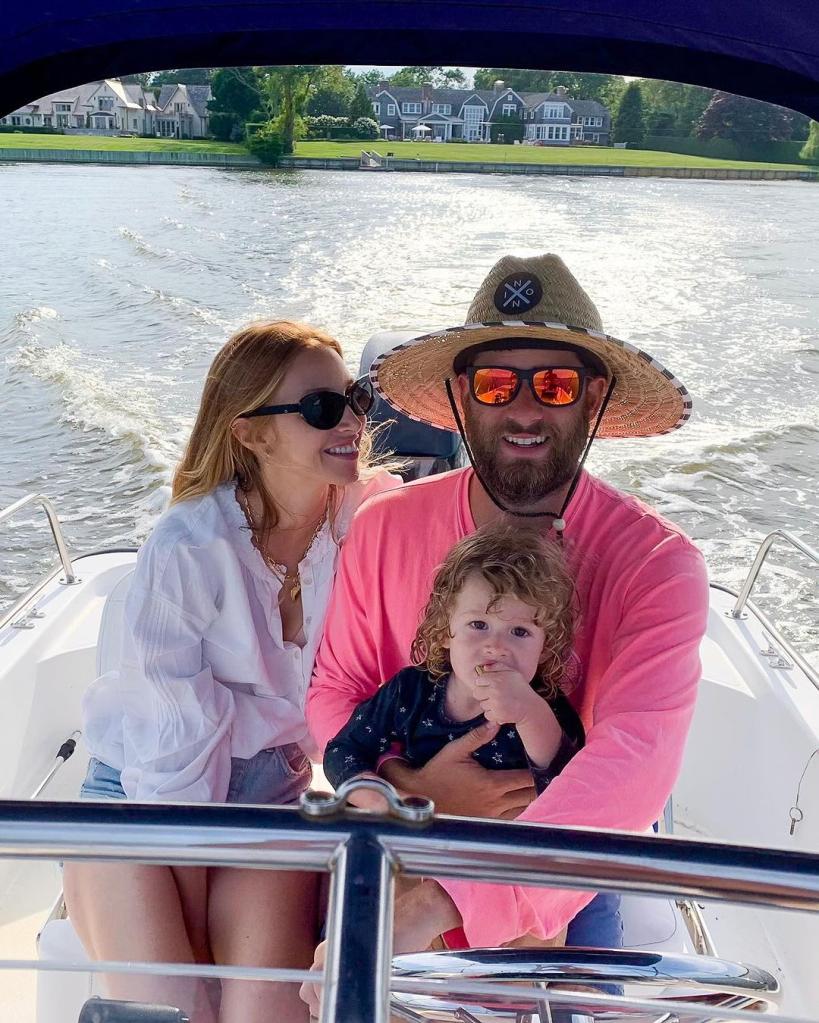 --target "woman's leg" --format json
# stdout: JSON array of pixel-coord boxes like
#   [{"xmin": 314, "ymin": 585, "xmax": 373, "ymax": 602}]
[
  {"xmin": 64, "ymin": 862, "xmax": 216, "ymax": 1022},
  {"xmin": 208, "ymin": 867, "xmax": 319, "ymax": 1023}
]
